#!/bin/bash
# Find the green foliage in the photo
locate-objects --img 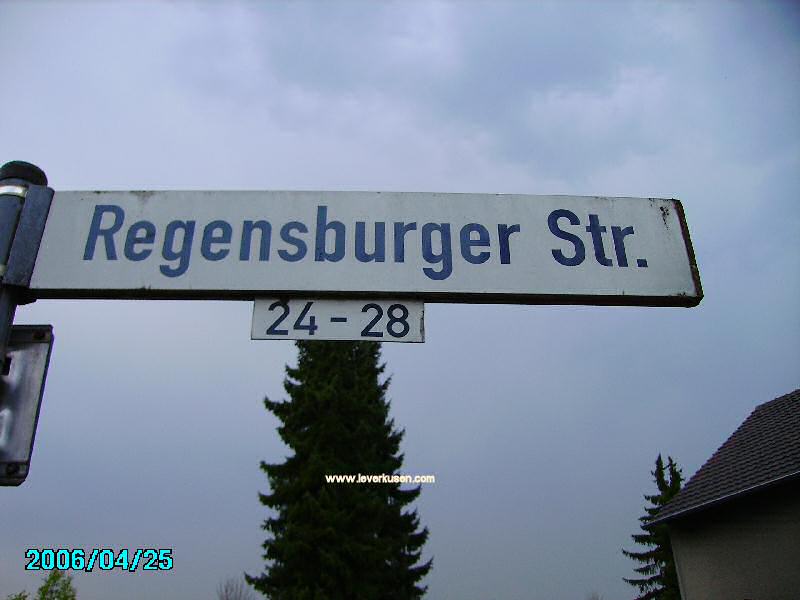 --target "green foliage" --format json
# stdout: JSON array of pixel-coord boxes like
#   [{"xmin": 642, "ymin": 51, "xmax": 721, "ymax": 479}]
[
  {"xmin": 36, "ymin": 571, "xmax": 77, "ymax": 600},
  {"xmin": 247, "ymin": 341, "xmax": 431, "ymax": 599},
  {"xmin": 622, "ymin": 455, "xmax": 683, "ymax": 600},
  {"xmin": 6, "ymin": 571, "xmax": 77, "ymax": 600}
]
